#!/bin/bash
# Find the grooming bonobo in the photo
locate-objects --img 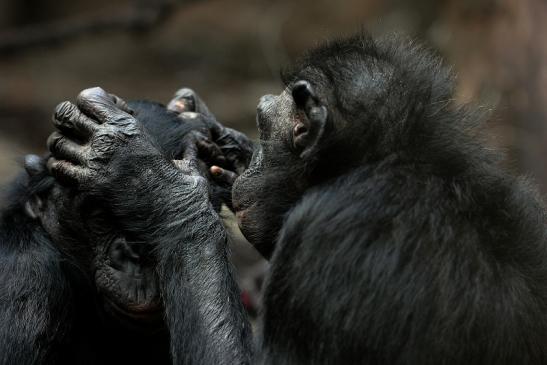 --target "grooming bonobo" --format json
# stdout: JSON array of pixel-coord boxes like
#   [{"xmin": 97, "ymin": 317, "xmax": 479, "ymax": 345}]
[{"xmin": 19, "ymin": 33, "xmax": 547, "ymax": 364}]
